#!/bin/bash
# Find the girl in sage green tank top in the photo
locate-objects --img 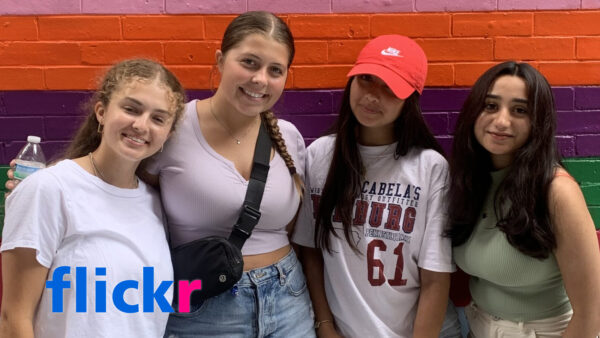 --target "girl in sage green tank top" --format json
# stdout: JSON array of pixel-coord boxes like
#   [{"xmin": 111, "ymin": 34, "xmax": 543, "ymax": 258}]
[{"xmin": 447, "ymin": 61, "xmax": 600, "ymax": 338}]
